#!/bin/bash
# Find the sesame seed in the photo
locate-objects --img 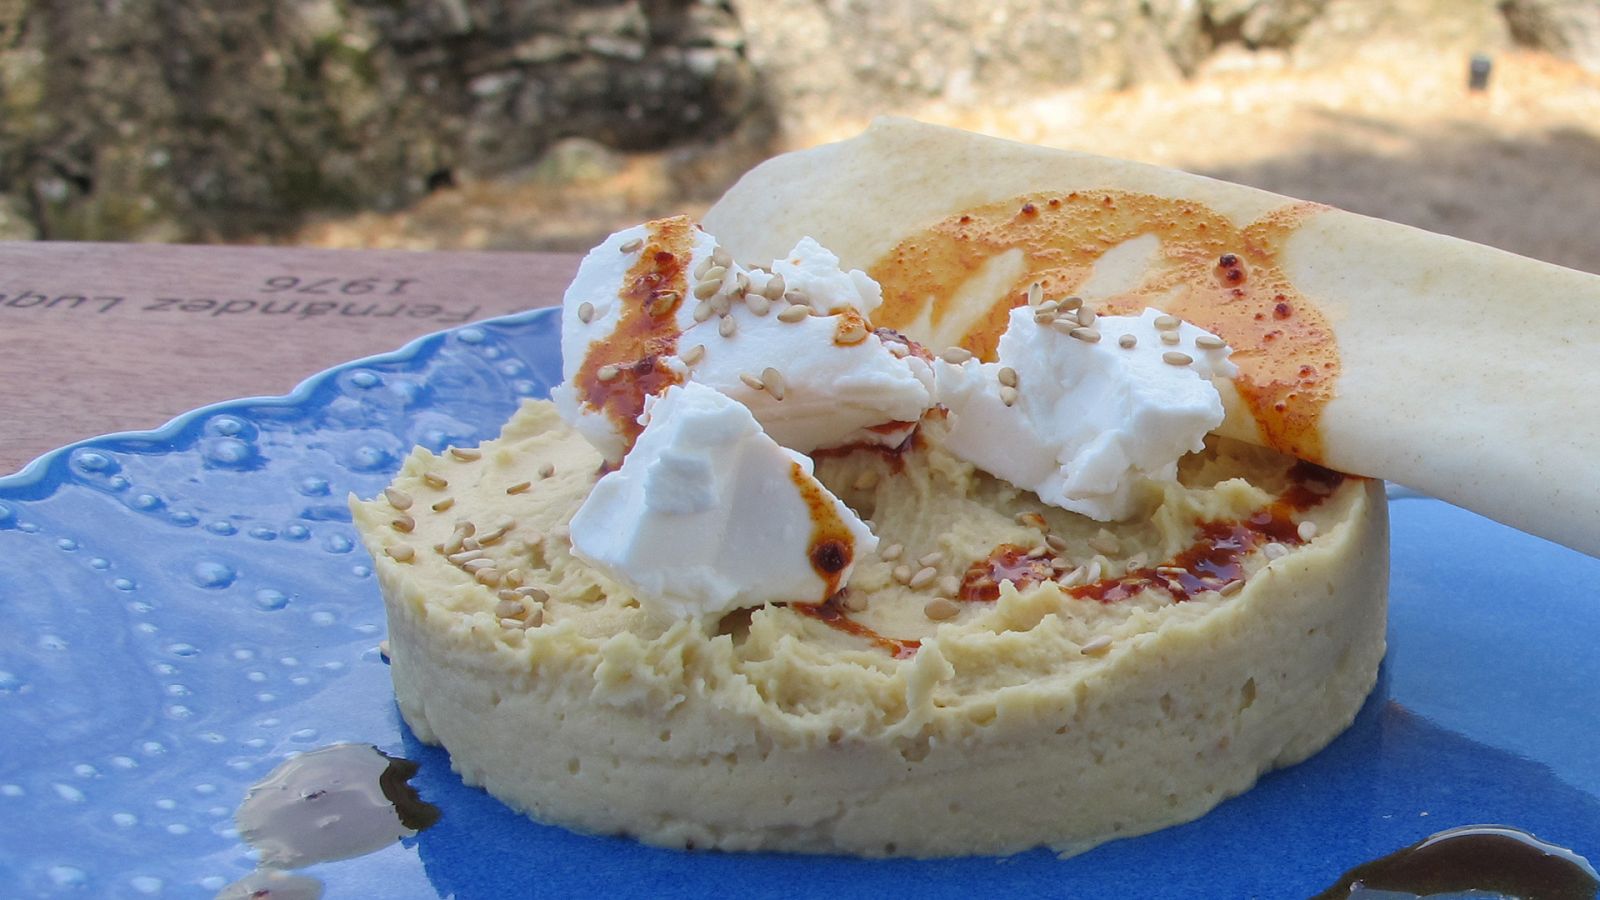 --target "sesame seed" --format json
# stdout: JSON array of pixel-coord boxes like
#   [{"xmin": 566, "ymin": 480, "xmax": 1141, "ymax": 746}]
[
  {"xmin": 479, "ymin": 520, "xmax": 515, "ymax": 545},
  {"xmin": 1045, "ymin": 533, "xmax": 1070, "ymax": 553},
  {"xmin": 1297, "ymin": 520, "xmax": 1318, "ymax": 541},
  {"xmin": 694, "ymin": 256, "xmax": 713, "ymax": 279},
  {"xmin": 1069, "ymin": 327, "xmax": 1101, "ymax": 343},
  {"xmin": 880, "ymin": 543, "xmax": 903, "ymax": 561},
  {"xmin": 853, "ymin": 470, "xmax": 879, "ymax": 491},
  {"xmin": 385, "ymin": 544, "xmax": 415, "ymax": 562},
  {"xmin": 1087, "ymin": 532, "xmax": 1121, "ymax": 555},
  {"xmin": 692, "ymin": 299, "xmax": 715, "ymax": 322},
  {"xmin": 1076, "ymin": 306, "xmax": 1097, "ymax": 327},
  {"xmin": 702, "ymin": 264, "xmax": 727, "ymax": 284},
  {"xmin": 1080, "ymin": 635, "xmax": 1112, "ymax": 656},
  {"xmin": 762, "ymin": 367, "xmax": 787, "ymax": 401},
  {"xmin": 431, "ymin": 497, "xmax": 455, "ymax": 512},
  {"xmin": 1060, "ymin": 566, "xmax": 1087, "ymax": 587},
  {"xmin": 1195, "ymin": 334, "xmax": 1228, "ymax": 350},
  {"xmin": 892, "ymin": 564, "xmax": 913, "ymax": 584},
  {"xmin": 1050, "ymin": 317, "xmax": 1078, "ymax": 335},
  {"xmin": 1034, "ymin": 309, "xmax": 1056, "ymax": 325},
  {"xmin": 503, "ymin": 568, "xmax": 526, "ymax": 587},
  {"xmin": 577, "ymin": 301, "xmax": 595, "ymax": 324},
  {"xmin": 1059, "ymin": 296, "xmax": 1083, "ymax": 311},
  {"xmin": 711, "ymin": 246, "xmax": 732, "ymax": 269},
  {"xmin": 1037, "ymin": 299, "xmax": 1060, "ymax": 315},
  {"xmin": 1162, "ymin": 351, "xmax": 1194, "ymax": 367},
  {"xmin": 841, "ymin": 592, "xmax": 869, "ymax": 612},
  {"xmin": 1027, "ymin": 544, "xmax": 1048, "ymax": 558},
  {"xmin": 461, "ymin": 537, "xmax": 481, "ymax": 551},
  {"xmin": 719, "ymin": 316, "xmax": 737, "ymax": 338},
  {"xmin": 681, "ymin": 344, "xmax": 706, "ymax": 366},
  {"xmin": 423, "ymin": 472, "xmax": 448, "ymax": 490},
  {"xmin": 1155, "ymin": 315, "xmax": 1181, "ymax": 331},
  {"xmin": 732, "ymin": 271, "xmax": 750, "ymax": 296},
  {"xmin": 495, "ymin": 597, "xmax": 525, "ymax": 619},
  {"xmin": 908, "ymin": 566, "xmax": 939, "ymax": 589},
  {"xmin": 462, "ymin": 558, "xmax": 495, "ymax": 572},
  {"xmin": 378, "ymin": 640, "xmax": 391, "ymax": 659},
  {"xmin": 525, "ymin": 607, "xmax": 546, "ymax": 627},
  {"xmin": 745, "ymin": 293, "xmax": 771, "ymax": 316},
  {"xmin": 887, "ymin": 341, "xmax": 910, "ymax": 357},
  {"xmin": 453, "ymin": 519, "xmax": 477, "ymax": 536},
  {"xmin": 739, "ymin": 372, "xmax": 766, "ymax": 391},
  {"xmin": 382, "ymin": 487, "xmax": 414, "ymax": 509},
  {"xmin": 518, "ymin": 586, "xmax": 550, "ymax": 603},
  {"xmin": 506, "ymin": 481, "xmax": 532, "ymax": 495},
  {"xmin": 1160, "ymin": 331, "xmax": 1181, "ymax": 346},
  {"xmin": 997, "ymin": 366, "xmax": 1019, "ymax": 387},
  {"xmin": 711, "ymin": 293, "xmax": 733, "ymax": 316},
  {"xmin": 1000, "ymin": 385, "xmax": 1019, "ymax": 407},
  {"xmin": 762, "ymin": 274, "xmax": 786, "ymax": 301},
  {"xmin": 1263, "ymin": 542, "xmax": 1288, "ymax": 560},
  {"xmin": 1118, "ymin": 333, "xmax": 1137, "ymax": 349},
  {"xmin": 1051, "ymin": 556, "xmax": 1071, "ymax": 572},
  {"xmin": 1027, "ymin": 282, "xmax": 1043, "ymax": 306},
  {"xmin": 693, "ymin": 278, "xmax": 722, "ymax": 300},
  {"xmin": 619, "ymin": 237, "xmax": 643, "ymax": 253},
  {"xmin": 449, "ymin": 447, "xmax": 481, "ymax": 462},
  {"xmin": 919, "ymin": 551, "xmax": 945, "ymax": 567},
  {"xmin": 940, "ymin": 347, "xmax": 974, "ymax": 364},
  {"xmin": 391, "ymin": 515, "xmax": 415, "ymax": 533},
  {"xmin": 597, "ymin": 364, "xmax": 621, "ymax": 382},
  {"xmin": 835, "ymin": 322, "xmax": 870, "ymax": 345},
  {"xmin": 448, "ymin": 549, "xmax": 487, "ymax": 564},
  {"xmin": 938, "ymin": 575, "xmax": 961, "ymax": 596},
  {"xmin": 538, "ymin": 462, "xmax": 556, "ymax": 479},
  {"xmin": 777, "ymin": 304, "xmax": 811, "ymax": 323},
  {"xmin": 474, "ymin": 568, "xmax": 502, "ymax": 587},
  {"xmin": 498, "ymin": 617, "xmax": 524, "ymax": 630},
  {"xmin": 924, "ymin": 598, "xmax": 960, "ymax": 620},
  {"xmin": 1016, "ymin": 511, "xmax": 1048, "ymax": 529},
  {"xmin": 1157, "ymin": 565, "xmax": 1187, "ymax": 577},
  {"xmin": 441, "ymin": 534, "xmax": 465, "ymax": 555},
  {"xmin": 648, "ymin": 291, "xmax": 679, "ymax": 316},
  {"xmin": 1220, "ymin": 579, "xmax": 1245, "ymax": 596}
]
